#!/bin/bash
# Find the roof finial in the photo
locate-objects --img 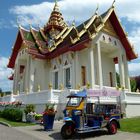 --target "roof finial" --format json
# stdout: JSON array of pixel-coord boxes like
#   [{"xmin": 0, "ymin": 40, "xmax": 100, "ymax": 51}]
[
  {"xmin": 28, "ymin": 20, "xmax": 32, "ymax": 28},
  {"xmin": 16, "ymin": 17, "xmax": 21, "ymax": 28},
  {"xmin": 95, "ymin": 3, "xmax": 99, "ymax": 15},
  {"xmin": 112, "ymin": 0, "xmax": 116, "ymax": 8},
  {"xmin": 72, "ymin": 20, "xmax": 75, "ymax": 26},
  {"xmin": 55, "ymin": 0, "xmax": 58, "ymax": 5}
]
